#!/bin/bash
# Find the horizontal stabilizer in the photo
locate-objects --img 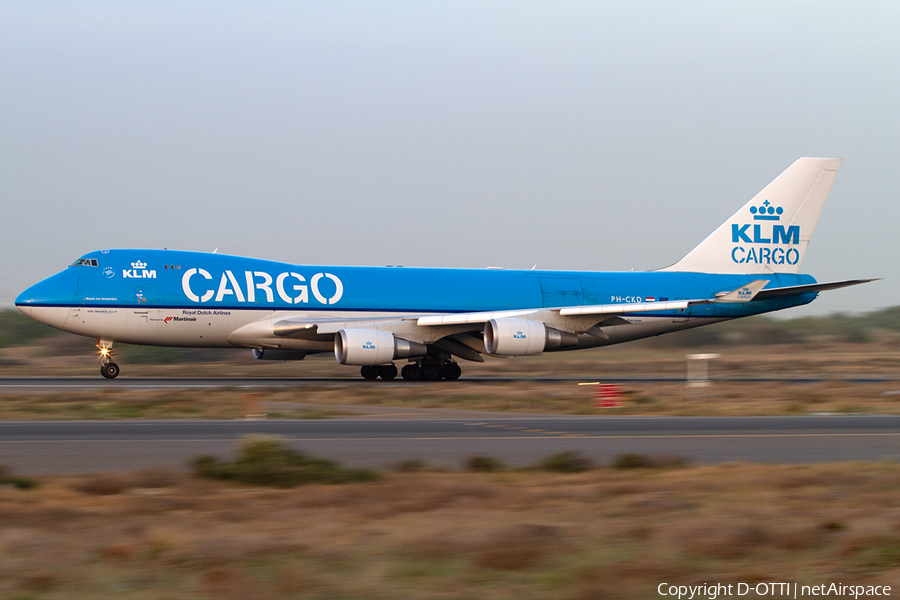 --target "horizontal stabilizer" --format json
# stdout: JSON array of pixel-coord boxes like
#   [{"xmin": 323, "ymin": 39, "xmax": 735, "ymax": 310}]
[
  {"xmin": 753, "ymin": 279, "xmax": 877, "ymax": 300},
  {"xmin": 713, "ymin": 280, "xmax": 770, "ymax": 303}
]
